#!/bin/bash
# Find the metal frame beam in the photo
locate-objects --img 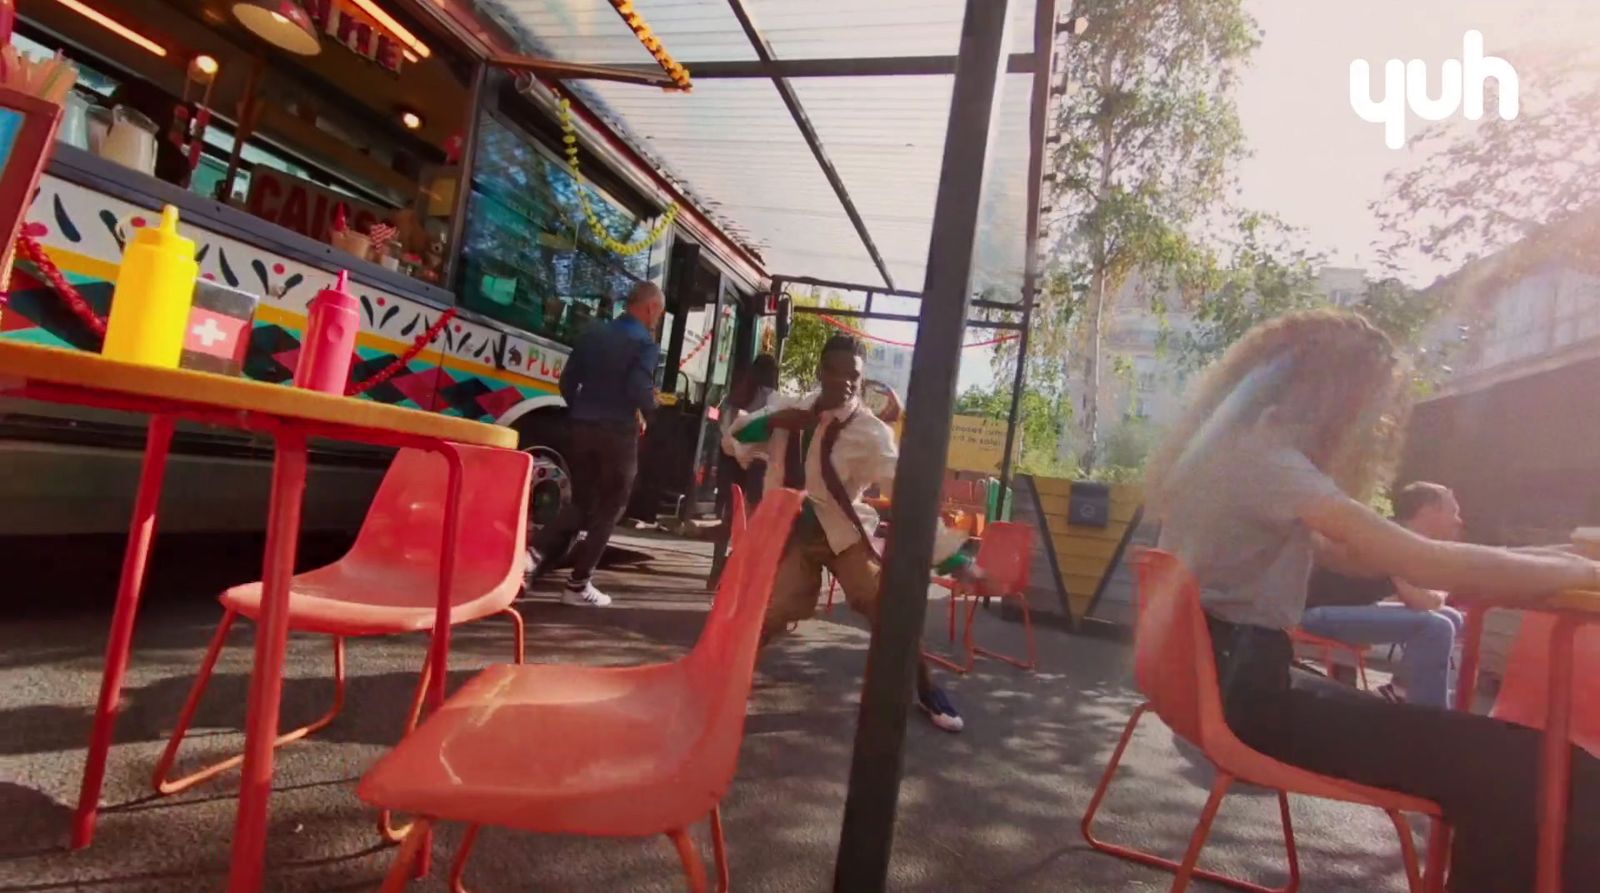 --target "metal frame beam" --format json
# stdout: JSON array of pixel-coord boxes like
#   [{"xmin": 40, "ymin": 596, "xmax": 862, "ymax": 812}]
[
  {"xmin": 724, "ymin": 0, "xmax": 899, "ymax": 291},
  {"xmin": 832, "ymin": 0, "xmax": 1013, "ymax": 888},
  {"xmin": 772, "ymin": 274, "xmax": 1025, "ymax": 316},
  {"xmin": 997, "ymin": 0, "xmax": 1059, "ymax": 490},
  {"xmin": 599, "ymin": 52, "xmax": 1039, "ymax": 79},
  {"xmin": 488, "ymin": 51, "xmax": 676, "ymax": 88},
  {"xmin": 793, "ymin": 305, "xmax": 1023, "ymax": 332}
]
